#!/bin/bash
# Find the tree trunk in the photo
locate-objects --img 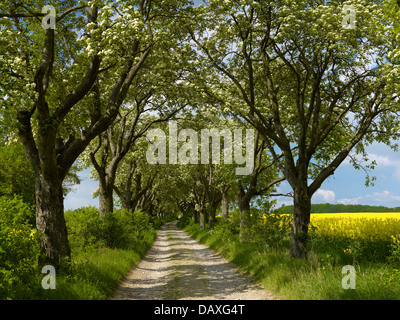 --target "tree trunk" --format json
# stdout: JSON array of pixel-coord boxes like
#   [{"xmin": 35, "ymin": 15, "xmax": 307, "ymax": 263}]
[
  {"xmin": 35, "ymin": 174, "xmax": 70, "ymax": 266},
  {"xmin": 208, "ymin": 202, "xmax": 217, "ymax": 227},
  {"xmin": 238, "ymin": 189, "xmax": 251, "ymax": 242},
  {"xmin": 120, "ymin": 196, "xmax": 132, "ymax": 211},
  {"xmin": 208, "ymin": 189, "xmax": 221, "ymax": 228},
  {"xmin": 192, "ymin": 210, "xmax": 198, "ymax": 223},
  {"xmin": 116, "ymin": 185, "xmax": 134, "ymax": 212},
  {"xmin": 290, "ymin": 187, "xmax": 311, "ymax": 259},
  {"xmin": 115, "ymin": 170, "xmax": 134, "ymax": 212},
  {"xmin": 221, "ymin": 187, "xmax": 229, "ymax": 218},
  {"xmin": 199, "ymin": 205, "xmax": 206, "ymax": 229},
  {"xmin": 99, "ymin": 177, "xmax": 114, "ymax": 217}
]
